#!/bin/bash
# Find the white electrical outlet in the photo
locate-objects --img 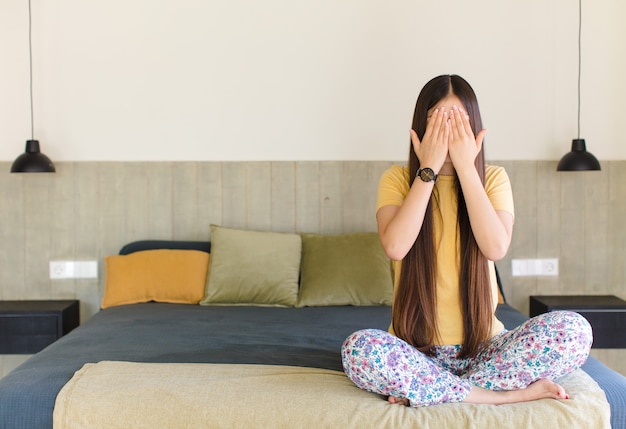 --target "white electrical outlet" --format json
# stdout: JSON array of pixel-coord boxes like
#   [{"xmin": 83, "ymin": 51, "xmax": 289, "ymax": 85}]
[
  {"xmin": 50, "ymin": 261, "xmax": 98, "ymax": 279},
  {"xmin": 50, "ymin": 261, "xmax": 68, "ymax": 279},
  {"xmin": 541, "ymin": 258, "xmax": 559, "ymax": 275},
  {"xmin": 511, "ymin": 258, "xmax": 558, "ymax": 277}
]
